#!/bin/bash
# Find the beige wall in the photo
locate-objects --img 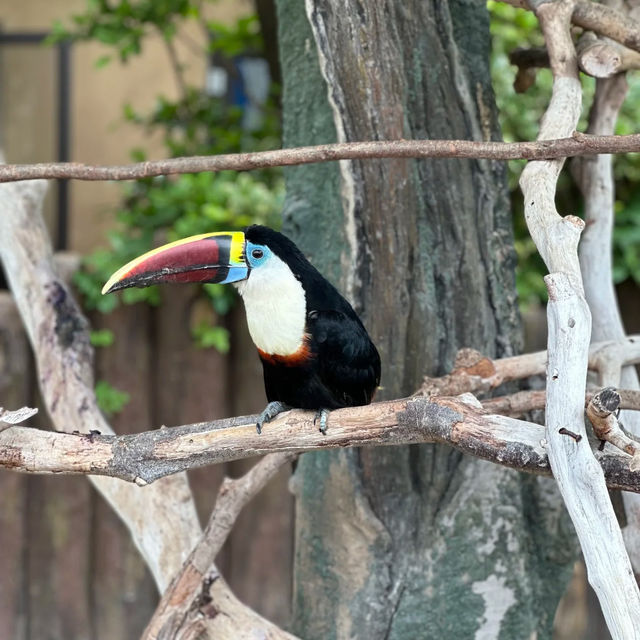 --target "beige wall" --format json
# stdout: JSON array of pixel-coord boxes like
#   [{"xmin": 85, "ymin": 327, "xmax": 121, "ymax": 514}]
[{"xmin": 1, "ymin": 0, "xmax": 252, "ymax": 253}]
